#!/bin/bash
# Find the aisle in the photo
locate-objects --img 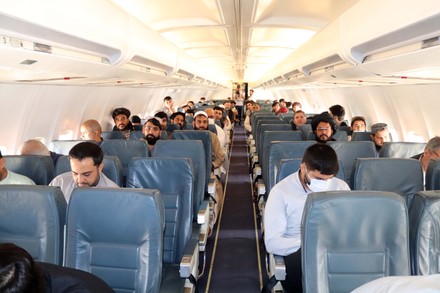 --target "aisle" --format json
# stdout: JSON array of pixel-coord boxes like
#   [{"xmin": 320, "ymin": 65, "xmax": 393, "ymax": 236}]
[{"xmin": 198, "ymin": 125, "xmax": 267, "ymax": 292}]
